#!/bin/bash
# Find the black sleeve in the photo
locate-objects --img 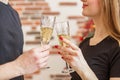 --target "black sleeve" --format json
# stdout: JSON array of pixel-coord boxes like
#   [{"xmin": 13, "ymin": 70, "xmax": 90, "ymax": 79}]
[
  {"xmin": 70, "ymin": 71, "xmax": 82, "ymax": 80},
  {"xmin": 110, "ymin": 46, "xmax": 120, "ymax": 77}
]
